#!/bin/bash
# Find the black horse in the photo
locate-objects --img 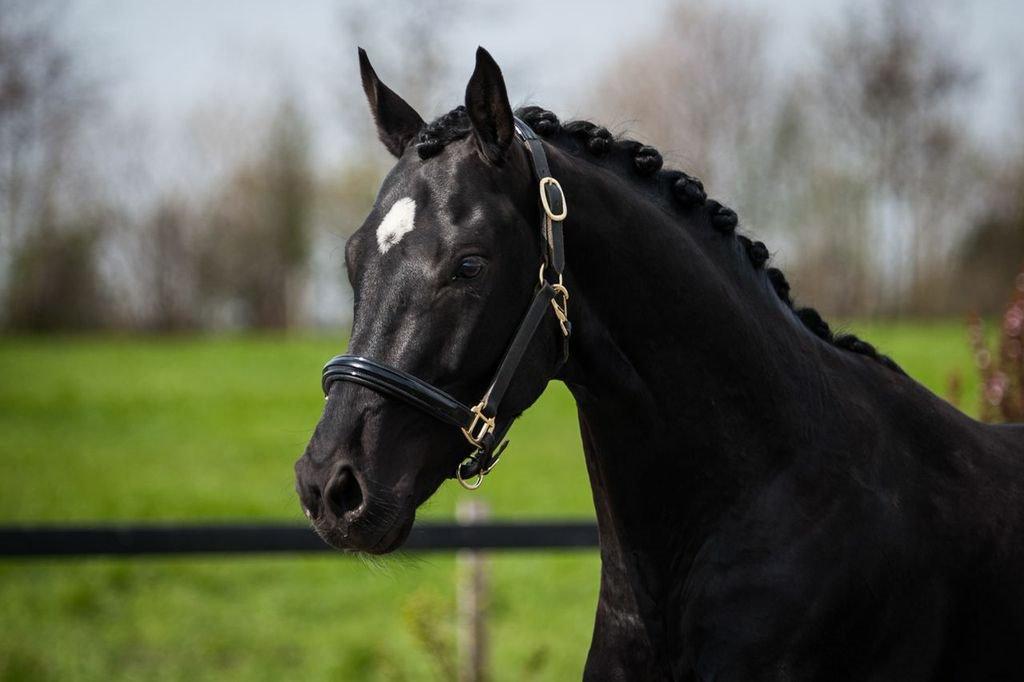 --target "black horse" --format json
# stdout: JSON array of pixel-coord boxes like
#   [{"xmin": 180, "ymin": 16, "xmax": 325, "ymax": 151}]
[{"xmin": 294, "ymin": 48, "xmax": 1024, "ymax": 680}]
